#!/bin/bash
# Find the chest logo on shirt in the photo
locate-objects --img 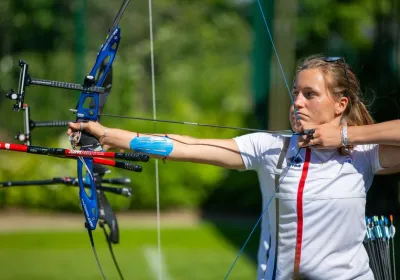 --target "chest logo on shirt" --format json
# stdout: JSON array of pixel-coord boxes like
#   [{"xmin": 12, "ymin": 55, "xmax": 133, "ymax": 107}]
[
  {"xmin": 344, "ymin": 156, "xmax": 352, "ymax": 164},
  {"xmin": 287, "ymin": 155, "xmax": 303, "ymax": 167}
]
